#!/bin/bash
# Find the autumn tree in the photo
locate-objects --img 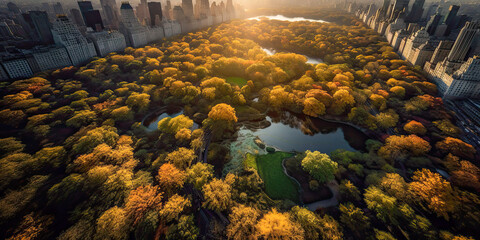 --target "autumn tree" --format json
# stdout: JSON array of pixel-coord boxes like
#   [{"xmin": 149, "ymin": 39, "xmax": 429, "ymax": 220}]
[
  {"xmin": 436, "ymin": 137, "xmax": 476, "ymax": 159},
  {"xmin": 339, "ymin": 203, "xmax": 370, "ymax": 237},
  {"xmin": 303, "ymin": 97, "xmax": 326, "ymax": 117},
  {"xmin": 404, "ymin": 120, "xmax": 427, "ymax": 135},
  {"xmin": 202, "ymin": 177, "xmax": 233, "ymax": 212},
  {"xmin": 165, "ymin": 147, "xmax": 196, "ymax": 169},
  {"xmin": 126, "ymin": 93, "xmax": 150, "ymax": 113},
  {"xmin": 364, "ymin": 186, "xmax": 400, "ymax": 225},
  {"xmin": 409, "ymin": 169, "xmax": 455, "ymax": 219},
  {"xmin": 125, "ymin": 185, "xmax": 163, "ymax": 225},
  {"xmin": 95, "ymin": 207, "xmax": 129, "ymax": 240},
  {"xmin": 165, "ymin": 215, "xmax": 199, "ymax": 240},
  {"xmin": 159, "ymin": 194, "xmax": 191, "ymax": 223},
  {"xmin": 378, "ymin": 135, "xmax": 431, "ymax": 164},
  {"xmin": 157, "ymin": 163, "xmax": 186, "ymax": 195},
  {"xmin": 301, "ymin": 150, "xmax": 338, "ymax": 183},
  {"xmin": 203, "ymin": 103, "xmax": 238, "ymax": 139},
  {"xmin": 226, "ymin": 205, "xmax": 260, "ymax": 240},
  {"xmin": 158, "ymin": 114, "xmax": 194, "ymax": 135},
  {"xmin": 255, "ymin": 209, "xmax": 304, "ymax": 240},
  {"xmin": 290, "ymin": 206, "xmax": 323, "ymax": 240},
  {"xmin": 379, "ymin": 173, "xmax": 410, "ymax": 201},
  {"xmin": 186, "ymin": 162, "xmax": 214, "ymax": 190}
]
